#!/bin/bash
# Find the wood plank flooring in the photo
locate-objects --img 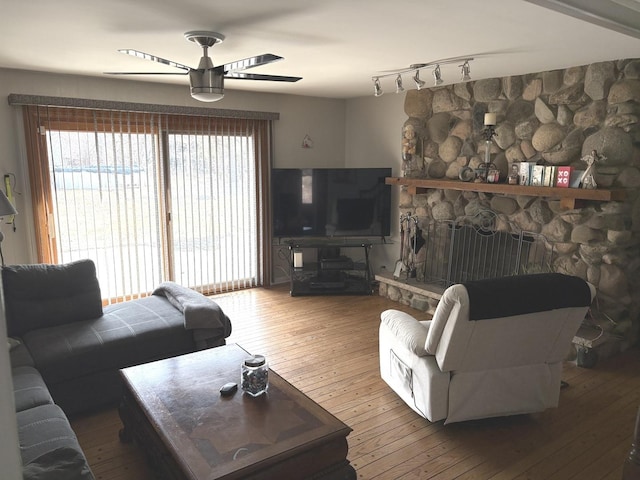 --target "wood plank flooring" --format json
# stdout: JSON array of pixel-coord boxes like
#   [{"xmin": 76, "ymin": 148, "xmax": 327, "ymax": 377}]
[{"xmin": 70, "ymin": 285, "xmax": 640, "ymax": 479}]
